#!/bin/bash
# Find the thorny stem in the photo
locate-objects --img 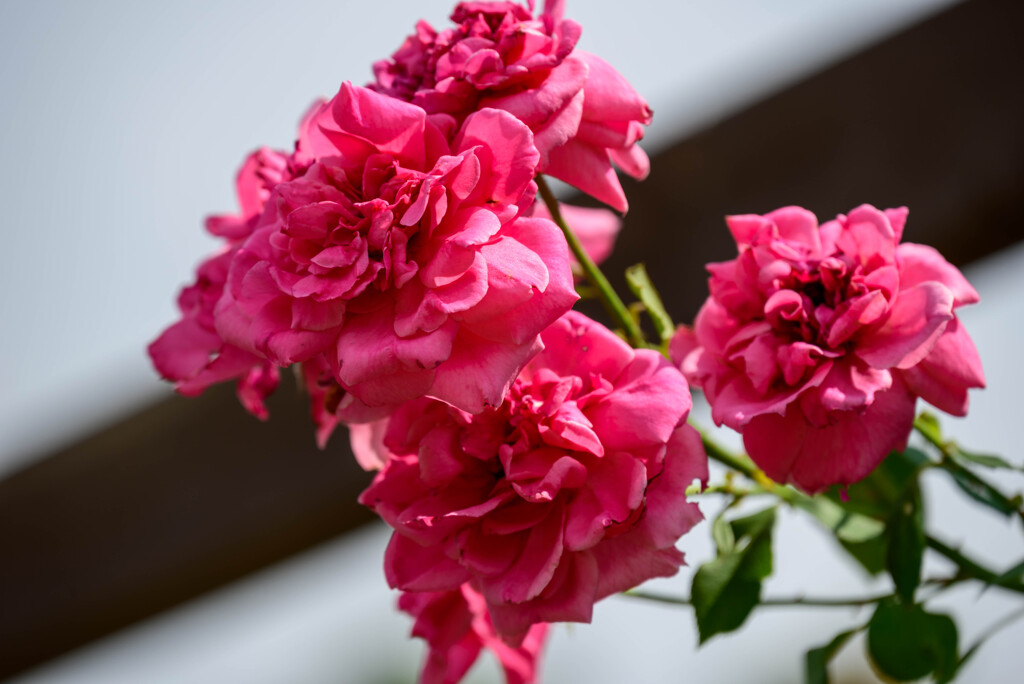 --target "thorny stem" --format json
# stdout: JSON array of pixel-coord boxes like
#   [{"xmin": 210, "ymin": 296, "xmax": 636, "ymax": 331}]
[
  {"xmin": 625, "ymin": 573, "xmax": 980, "ymax": 610},
  {"xmin": 624, "ymin": 589, "xmax": 896, "ymax": 608},
  {"xmin": 535, "ymin": 175, "xmax": 646, "ymax": 348},
  {"xmin": 926, "ymin": 536, "xmax": 1024, "ymax": 595},
  {"xmin": 698, "ymin": 424, "xmax": 1024, "ymax": 595}
]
